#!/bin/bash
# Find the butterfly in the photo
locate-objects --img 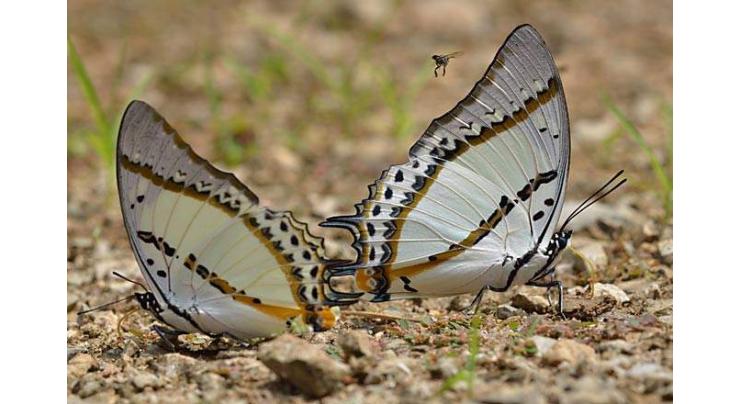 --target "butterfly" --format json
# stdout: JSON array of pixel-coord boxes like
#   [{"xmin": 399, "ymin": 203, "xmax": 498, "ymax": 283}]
[
  {"xmin": 115, "ymin": 101, "xmax": 357, "ymax": 340},
  {"xmin": 322, "ymin": 25, "xmax": 624, "ymax": 315}
]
